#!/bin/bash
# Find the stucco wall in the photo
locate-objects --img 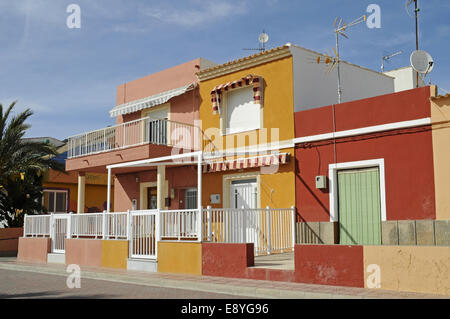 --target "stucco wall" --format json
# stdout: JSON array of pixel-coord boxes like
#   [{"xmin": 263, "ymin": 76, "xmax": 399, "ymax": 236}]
[
  {"xmin": 294, "ymin": 87, "xmax": 435, "ymax": 222},
  {"xmin": 363, "ymin": 245, "xmax": 450, "ymax": 295},
  {"xmin": 65, "ymin": 239, "xmax": 128, "ymax": 269},
  {"xmin": 116, "ymin": 59, "xmax": 202, "ymax": 106},
  {"xmin": 430, "ymin": 91, "xmax": 450, "ymax": 220},
  {"xmin": 114, "ymin": 166, "xmax": 197, "ymax": 212},
  {"xmin": 66, "ymin": 143, "xmax": 173, "ymax": 172},
  {"xmin": 65, "ymin": 238, "xmax": 102, "ymax": 267},
  {"xmin": 291, "ymin": 45, "xmax": 394, "ymax": 113},
  {"xmin": 294, "ymin": 244, "xmax": 365, "ymax": 287},
  {"xmin": 199, "ymin": 56, "xmax": 294, "ymax": 150},
  {"xmin": 44, "ymin": 182, "xmax": 113, "ymax": 213},
  {"xmin": 158, "ymin": 242, "xmax": 202, "ymax": 275},
  {"xmin": 0, "ymin": 227, "xmax": 23, "ymax": 256},
  {"xmin": 202, "ymin": 151, "xmax": 295, "ymax": 209},
  {"xmin": 17, "ymin": 237, "xmax": 51, "ymax": 264},
  {"xmin": 101, "ymin": 240, "xmax": 128, "ymax": 269},
  {"xmin": 202, "ymin": 243, "xmax": 254, "ymax": 278}
]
